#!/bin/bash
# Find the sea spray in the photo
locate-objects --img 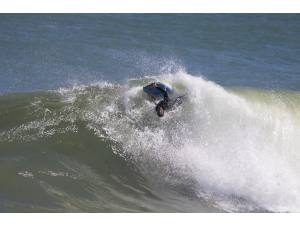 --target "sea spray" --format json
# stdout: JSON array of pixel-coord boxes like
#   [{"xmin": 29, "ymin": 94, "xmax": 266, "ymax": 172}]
[{"xmin": 83, "ymin": 72, "xmax": 300, "ymax": 212}]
